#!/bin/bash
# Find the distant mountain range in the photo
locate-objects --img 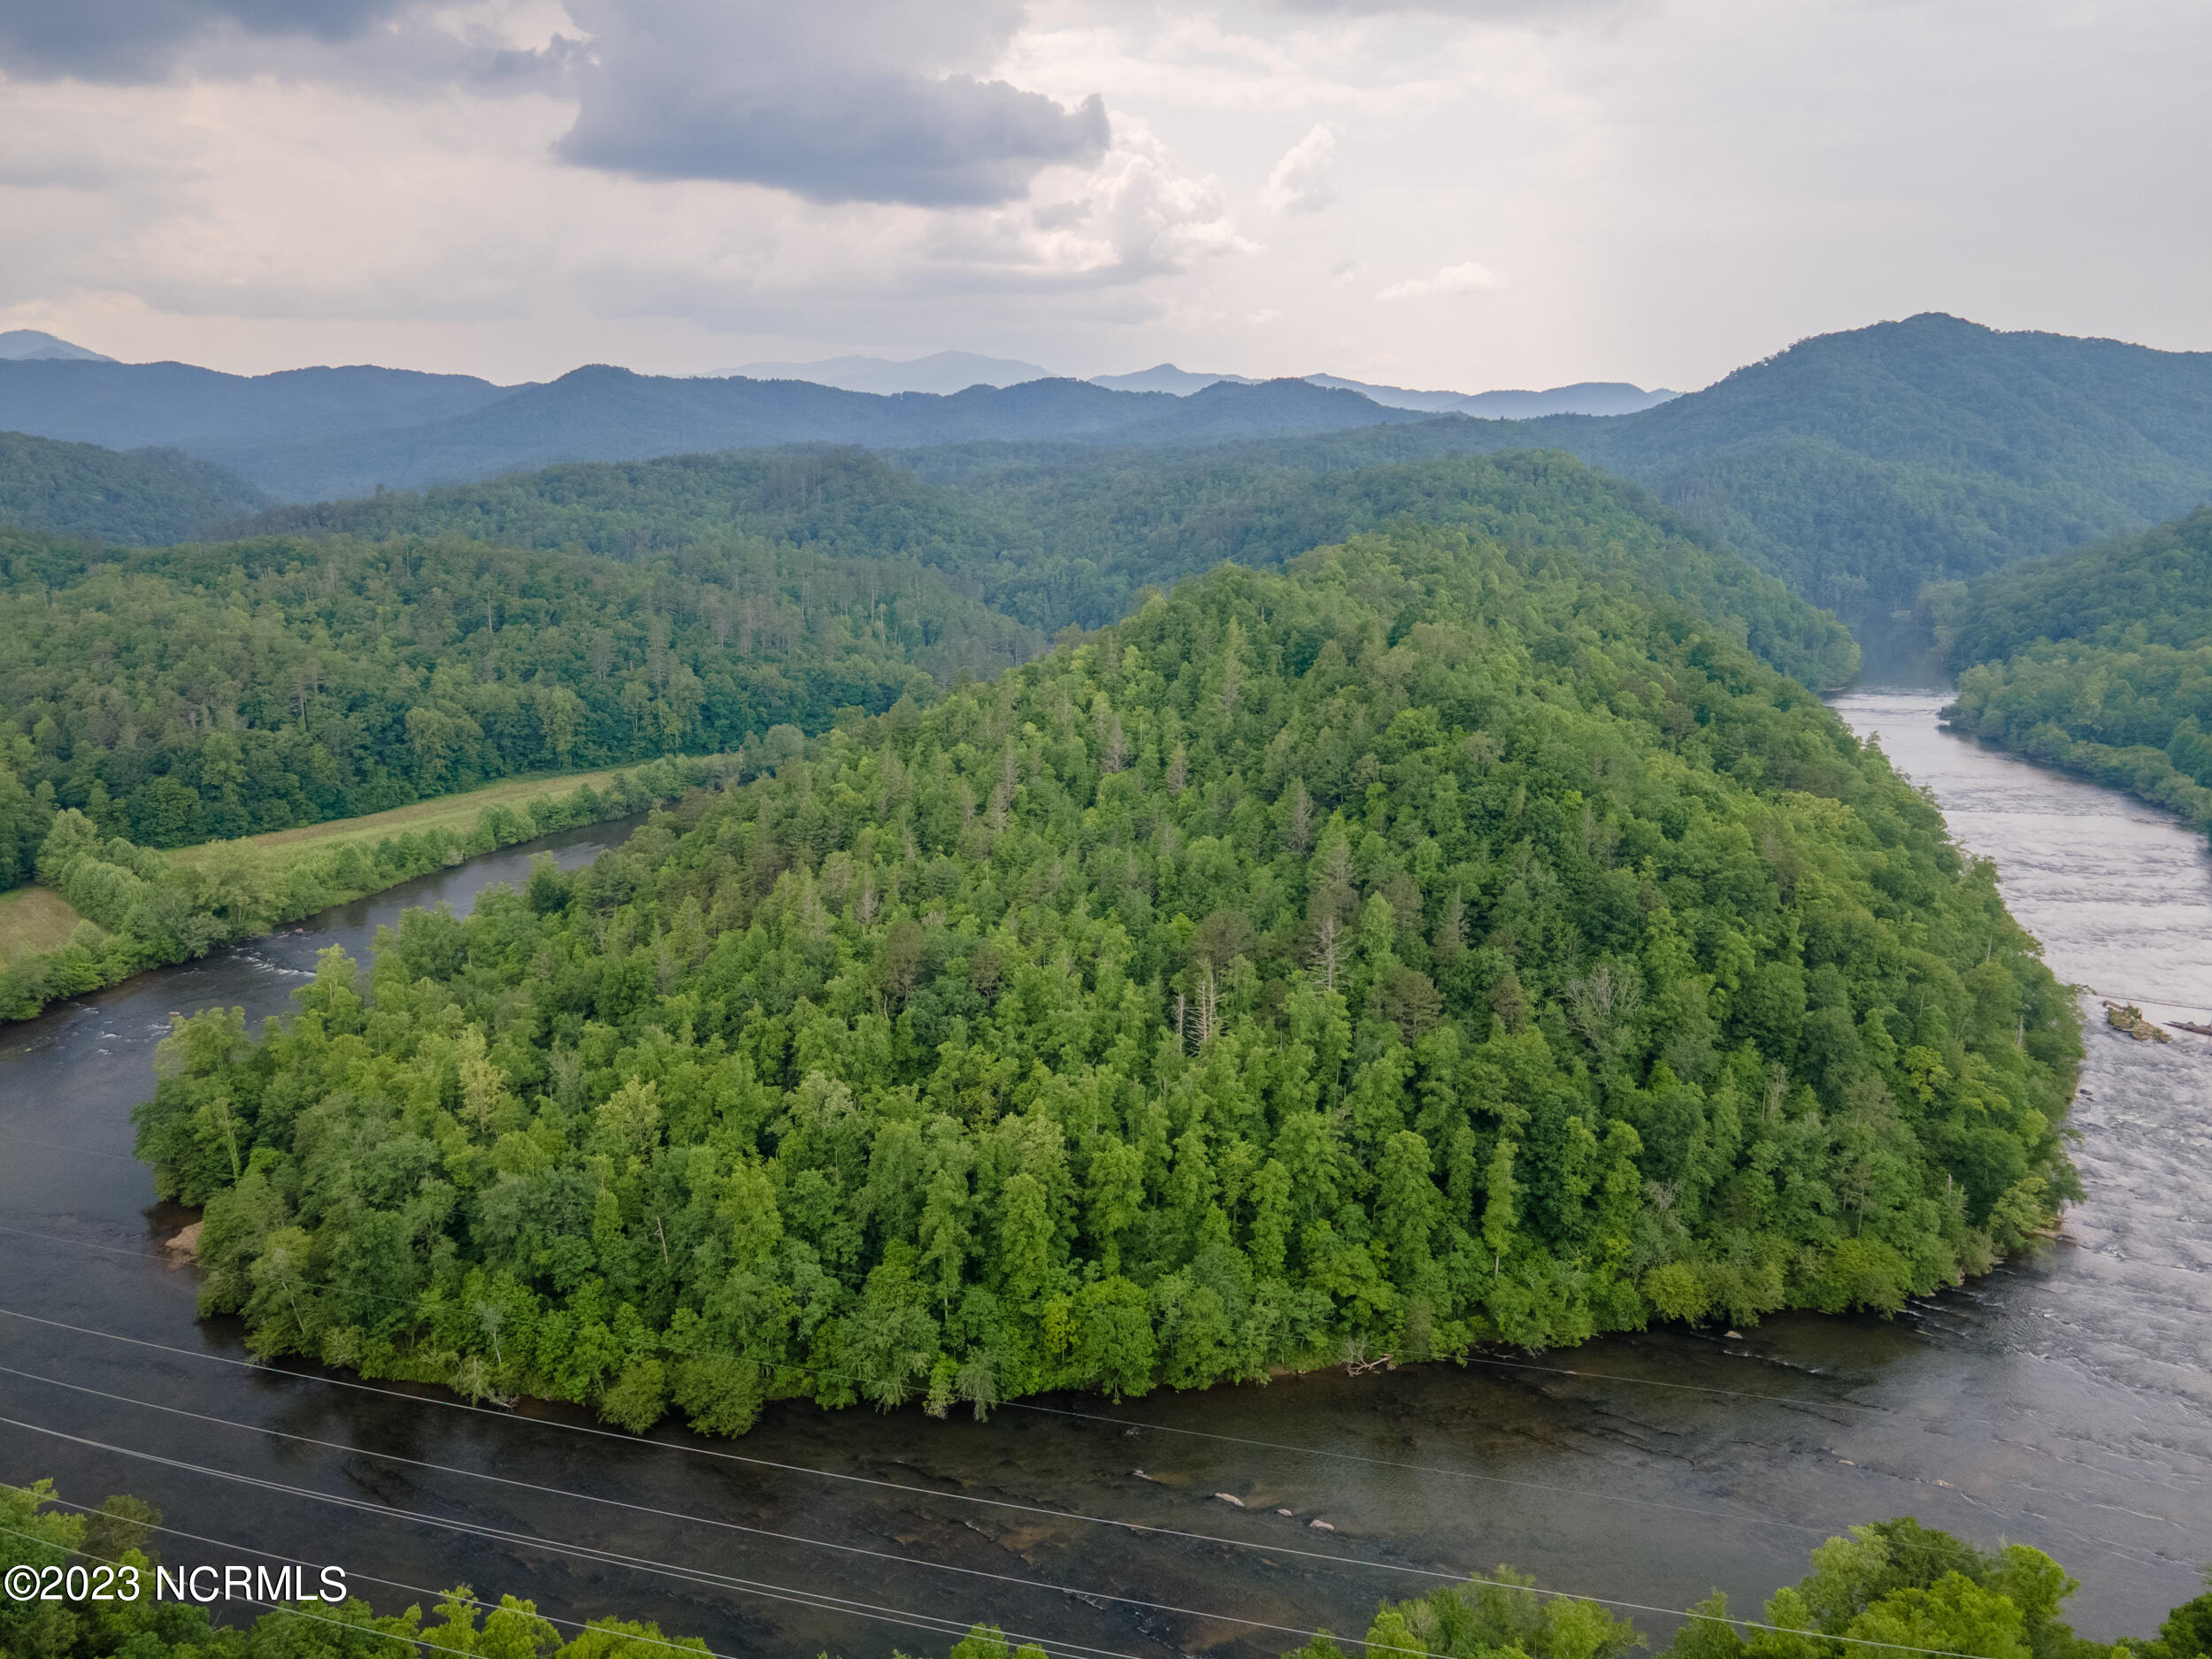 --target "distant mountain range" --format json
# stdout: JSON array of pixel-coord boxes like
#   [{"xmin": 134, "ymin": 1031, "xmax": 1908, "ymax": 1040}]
[
  {"xmin": 0, "ymin": 330, "xmax": 114, "ymax": 363},
  {"xmin": 0, "ymin": 339, "xmax": 1676, "ymax": 503},
  {"xmin": 1090, "ymin": 364, "xmax": 1678, "ymax": 415},
  {"xmin": 1088, "ymin": 365, "xmax": 1258, "ymax": 395},
  {"xmin": 4, "ymin": 313, "xmax": 2208, "ymax": 634},
  {"xmin": 715, "ymin": 349, "xmax": 1054, "ymax": 395},
  {"xmin": 0, "ymin": 361, "xmax": 1432, "ymax": 502}
]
